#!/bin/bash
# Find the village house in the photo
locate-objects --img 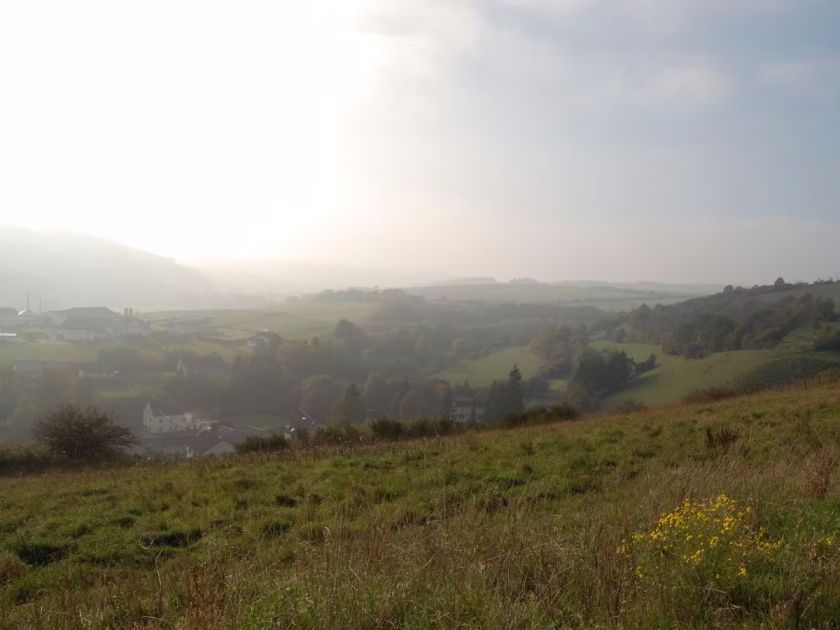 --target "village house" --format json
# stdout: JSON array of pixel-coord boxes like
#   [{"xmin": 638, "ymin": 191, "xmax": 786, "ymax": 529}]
[
  {"xmin": 142, "ymin": 402, "xmax": 215, "ymax": 434},
  {"xmin": 58, "ymin": 318, "xmax": 114, "ymax": 341},
  {"xmin": 47, "ymin": 307, "xmax": 150, "ymax": 340},
  {"xmin": 132, "ymin": 417, "xmax": 266, "ymax": 458},
  {"xmin": 133, "ymin": 430, "xmax": 234, "ymax": 459},
  {"xmin": 176, "ymin": 355, "xmax": 226, "ymax": 378},
  {"xmin": 450, "ymin": 398, "xmax": 486, "ymax": 423}
]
